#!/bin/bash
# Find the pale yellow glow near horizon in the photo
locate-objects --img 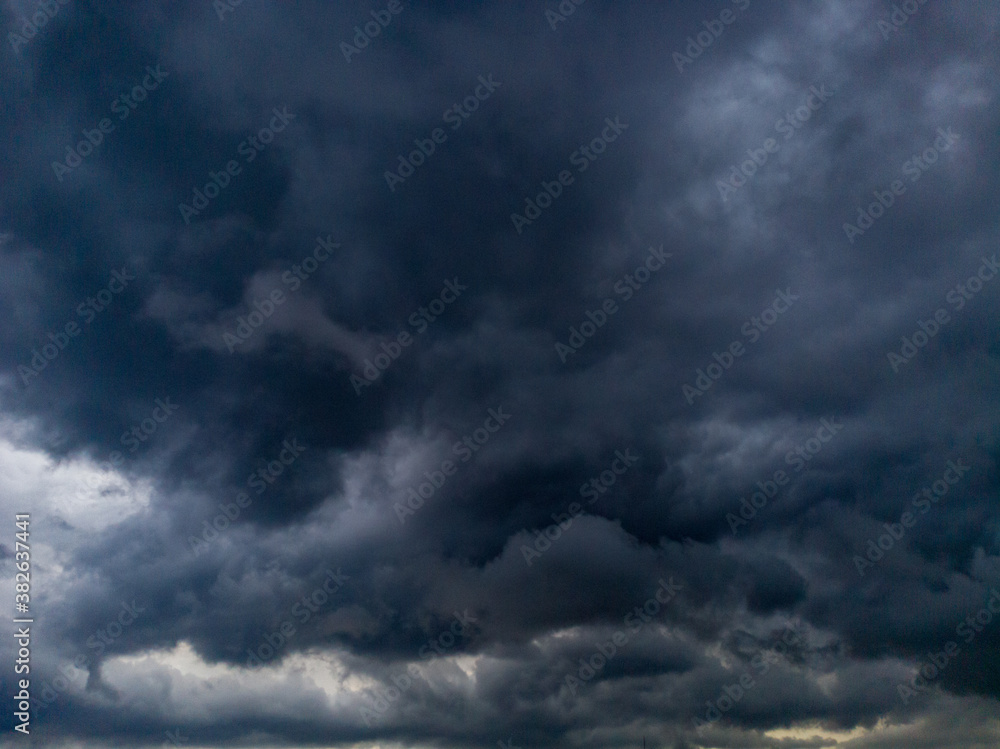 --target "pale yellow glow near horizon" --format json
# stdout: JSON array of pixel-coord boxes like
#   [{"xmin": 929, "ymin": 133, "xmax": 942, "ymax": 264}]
[{"xmin": 766, "ymin": 719, "xmax": 880, "ymax": 744}]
